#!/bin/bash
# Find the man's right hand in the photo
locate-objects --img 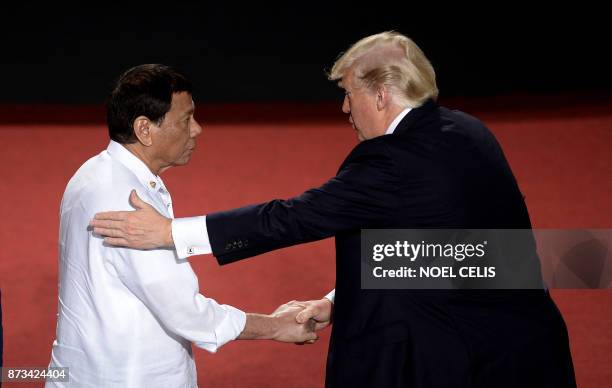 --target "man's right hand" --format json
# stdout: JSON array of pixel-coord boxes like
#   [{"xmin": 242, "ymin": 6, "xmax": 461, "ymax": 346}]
[
  {"xmin": 282, "ymin": 298, "xmax": 333, "ymax": 345},
  {"xmin": 291, "ymin": 298, "xmax": 333, "ymax": 331},
  {"xmin": 270, "ymin": 303, "xmax": 318, "ymax": 343},
  {"xmin": 238, "ymin": 304, "xmax": 317, "ymax": 343}
]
